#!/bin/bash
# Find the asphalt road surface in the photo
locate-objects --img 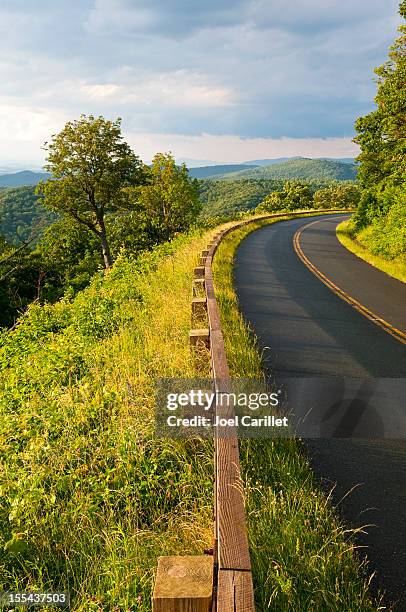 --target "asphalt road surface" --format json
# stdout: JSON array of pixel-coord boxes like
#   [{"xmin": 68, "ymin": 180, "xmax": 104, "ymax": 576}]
[{"xmin": 234, "ymin": 214, "xmax": 406, "ymax": 609}]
